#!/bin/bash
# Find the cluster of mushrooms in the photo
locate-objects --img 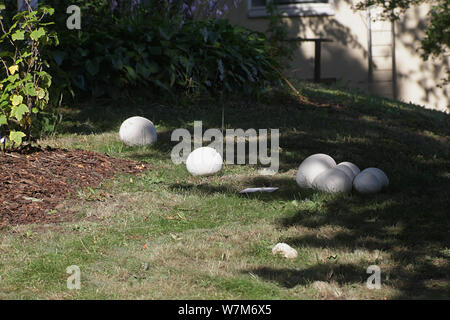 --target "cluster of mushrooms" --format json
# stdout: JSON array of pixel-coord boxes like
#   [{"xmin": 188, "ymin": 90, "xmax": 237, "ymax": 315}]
[{"xmin": 296, "ymin": 154, "xmax": 389, "ymax": 194}]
